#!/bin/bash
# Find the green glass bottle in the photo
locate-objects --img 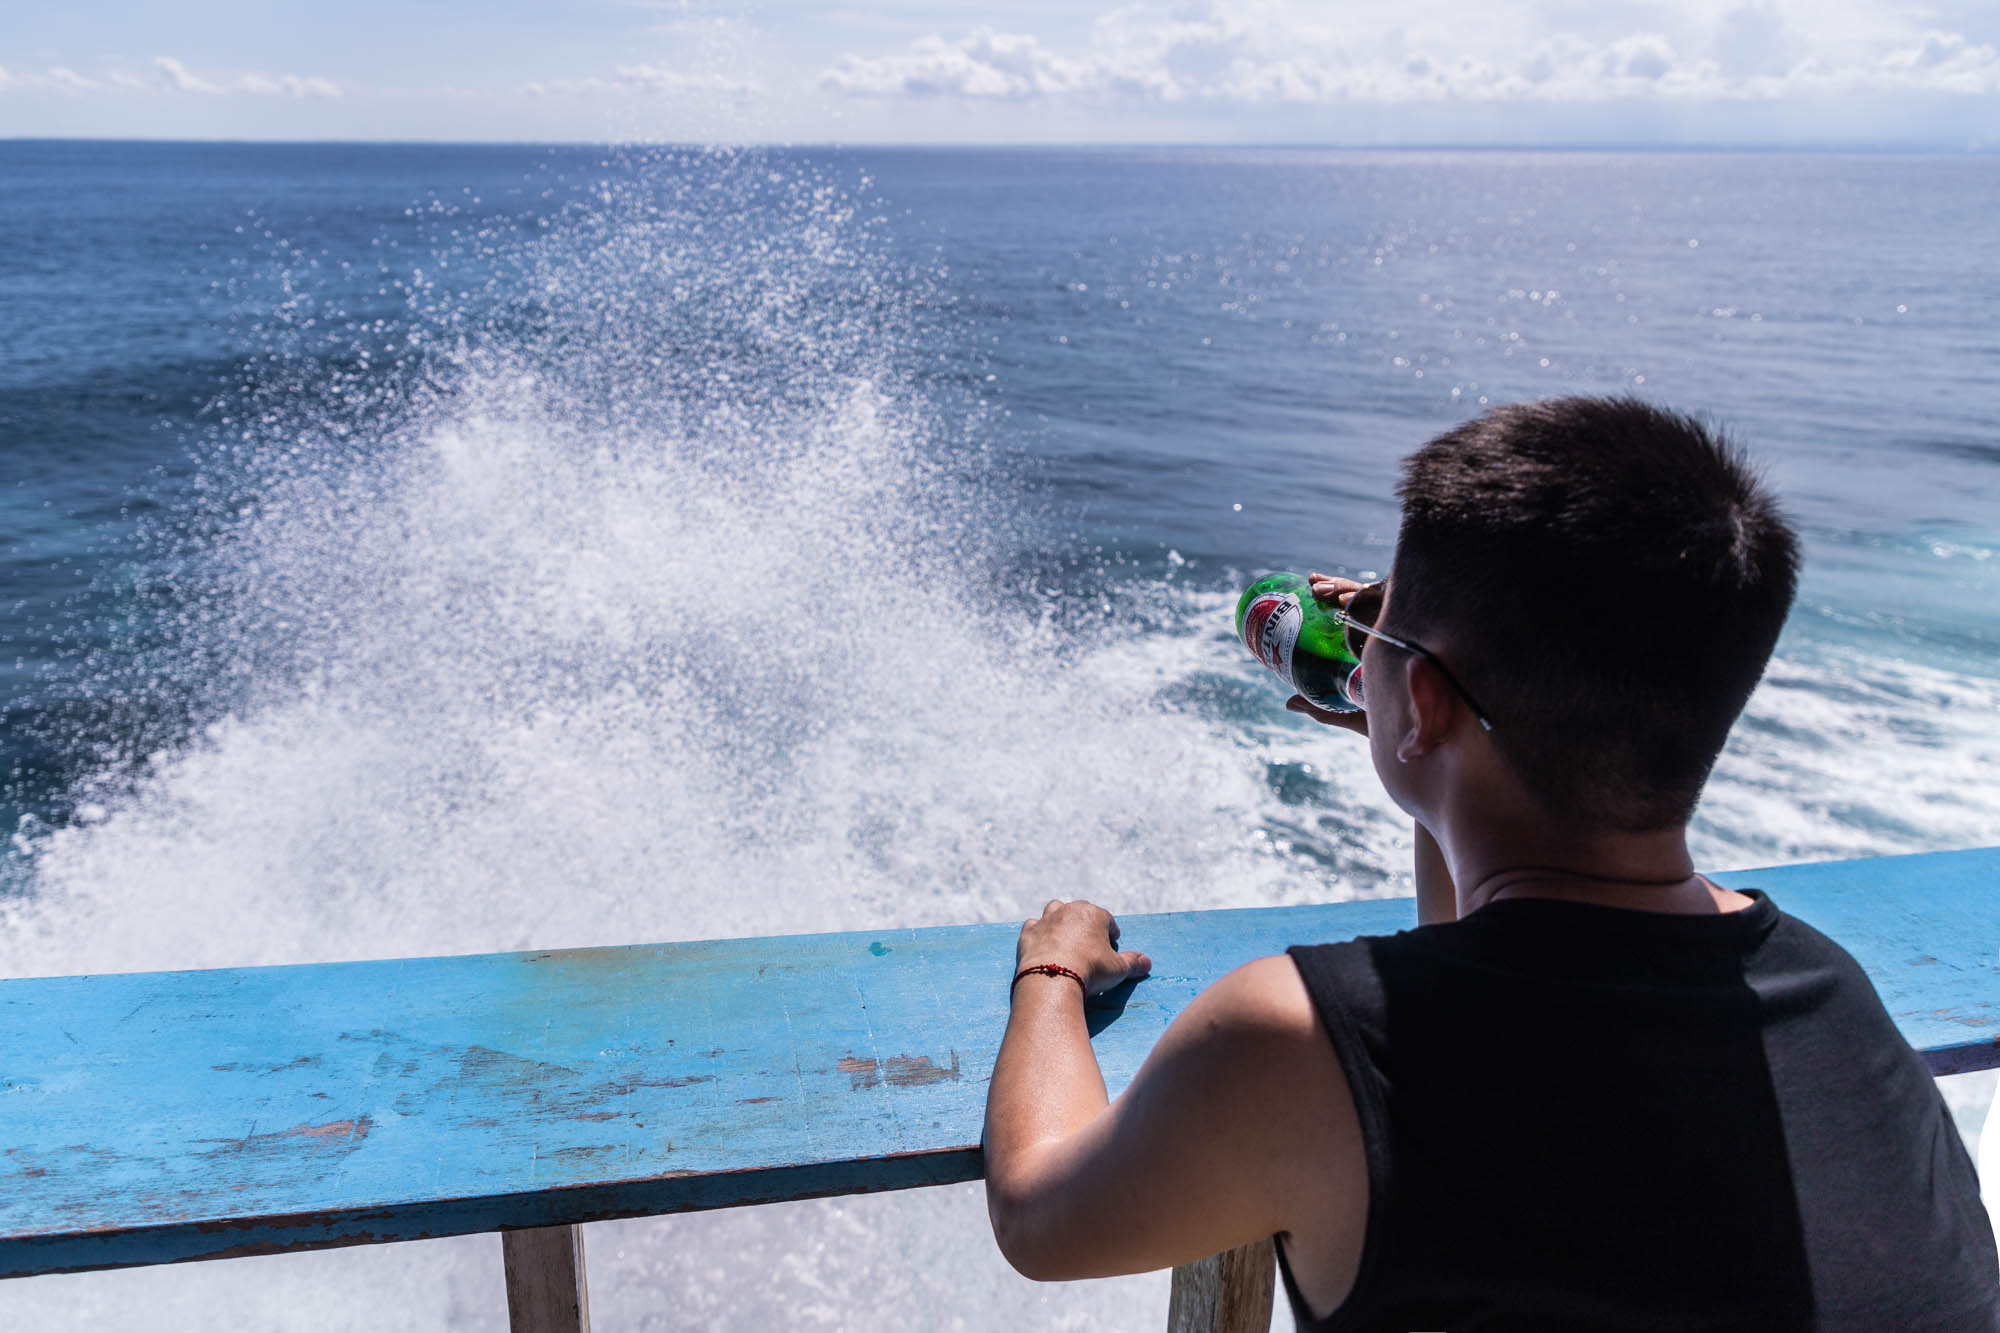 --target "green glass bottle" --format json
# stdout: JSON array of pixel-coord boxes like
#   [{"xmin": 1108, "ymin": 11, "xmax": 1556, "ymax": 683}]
[{"xmin": 1234, "ymin": 572, "xmax": 1365, "ymax": 713}]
